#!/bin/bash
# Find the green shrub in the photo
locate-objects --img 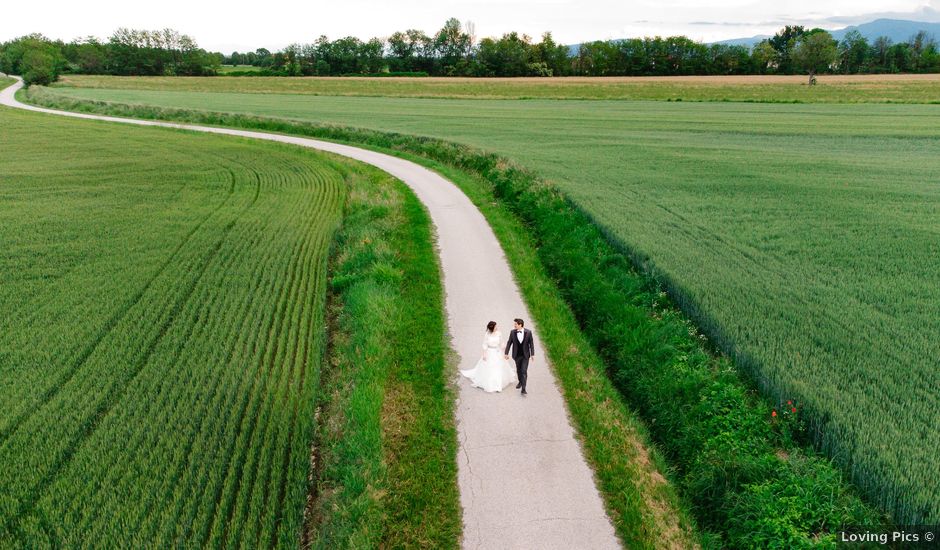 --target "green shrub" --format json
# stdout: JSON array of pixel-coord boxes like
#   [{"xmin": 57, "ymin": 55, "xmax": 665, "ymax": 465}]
[
  {"xmin": 22, "ymin": 50, "xmax": 57, "ymax": 86},
  {"xmin": 0, "ymin": 35, "xmax": 62, "ymax": 85}
]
